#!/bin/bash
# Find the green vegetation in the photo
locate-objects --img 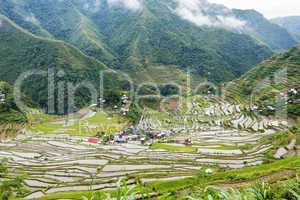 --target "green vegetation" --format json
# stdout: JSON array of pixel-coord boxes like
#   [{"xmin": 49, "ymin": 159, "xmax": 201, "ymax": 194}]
[
  {"xmin": 0, "ymin": 14, "xmax": 128, "ymax": 114},
  {"xmin": 0, "ymin": 0, "xmax": 272, "ymax": 84},
  {"xmin": 147, "ymin": 157, "xmax": 300, "ymax": 193},
  {"xmin": 0, "ymin": 159, "xmax": 25, "ymax": 200},
  {"xmin": 11, "ymin": 157, "xmax": 299, "ymax": 200},
  {"xmin": 0, "ymin": 82, "xmax": 27, "ymax": 124},
  {"xmin": 226, "ymin": 45, "xmax": 300, "ymax": 119},
  {"xmin": 264, "ymin": 125, "xmax": 298, "ymax": 146},
  {"xmin": 0, "ymin": 1, "xmax": 298, "ymax": 200},
  {"xmin": 28, "ymin": 111, "xmax": 128, "ymax": 135},
  {"xmin": 188, "ymin": 180, "xmax": 300, "ymax": 200},
  {"xmin": 204, "ymin": 145, "xmax": 239, "ymax": 151},
  {"xmin": 82, "ymin": 179, "xmax": 141, "ymax": 200},
  {"xmin": 24, "ymin": 191, "xmax": 96, "ymax": 200},
  {"xmin": 0, "ymin": 82, "xmax": 27, "ymax": 139},
  {"xmin": 127, "ymin": 103, "xmax": 142, "ymax": 124},
  {"xmin": 150, "ymin": 143, "xmax": 197, "ymax": 152}
]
